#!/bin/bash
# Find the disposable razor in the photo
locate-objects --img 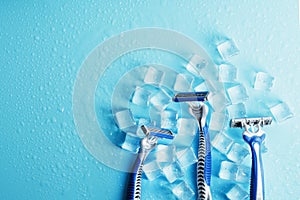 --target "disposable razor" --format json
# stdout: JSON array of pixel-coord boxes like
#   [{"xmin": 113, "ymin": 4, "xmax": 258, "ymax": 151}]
[
  {"xmin": 173, "ymin": 91, "xmax": 212, "ymax": 200},
  {"xmin": 230, "ymin": 117, "xmax": 272, "ymax": 200},
  {"xmin": 126, "ymin": 125, "xmax": 174, "ymax": 200}
]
